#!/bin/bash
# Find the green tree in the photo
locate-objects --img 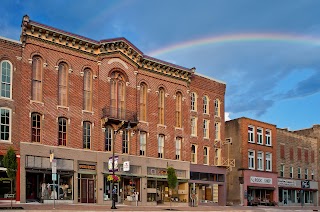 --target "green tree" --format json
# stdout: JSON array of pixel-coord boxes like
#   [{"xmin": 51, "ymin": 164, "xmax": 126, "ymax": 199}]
[
  {"xmin": 167, "ymin": 166, "xmax": 177, "ymax": 210},
  {"xmin": 3, "ymin": 146, "xmax": 17, "ymax": 208}
]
